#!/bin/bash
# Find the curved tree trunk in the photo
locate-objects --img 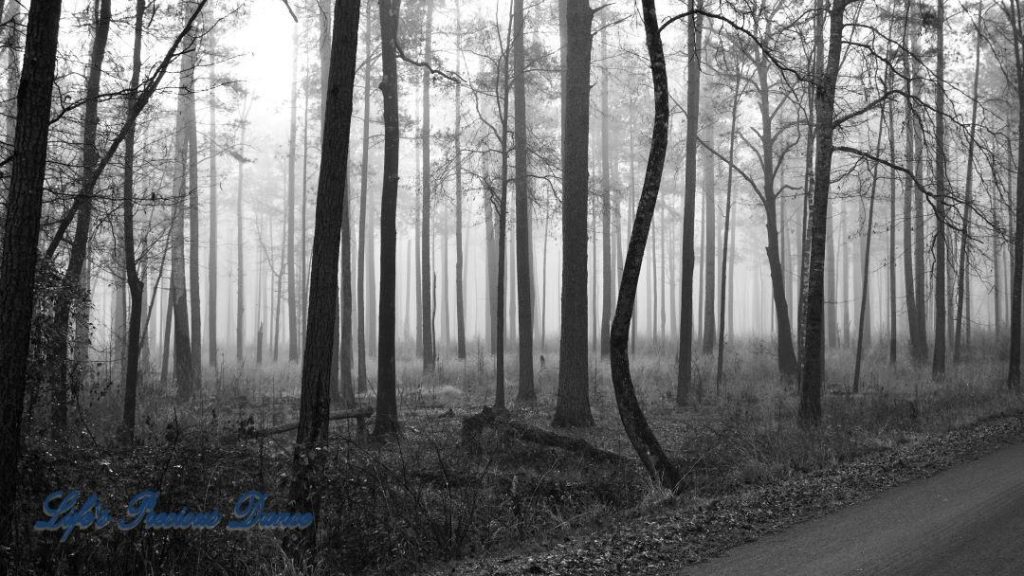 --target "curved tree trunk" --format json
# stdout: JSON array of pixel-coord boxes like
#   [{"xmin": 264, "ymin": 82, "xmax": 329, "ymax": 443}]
[{"xmin": 610, "ymin": 0, "xmax": 681, "ymax": 492}]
